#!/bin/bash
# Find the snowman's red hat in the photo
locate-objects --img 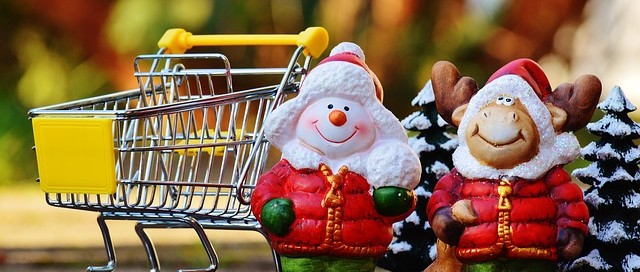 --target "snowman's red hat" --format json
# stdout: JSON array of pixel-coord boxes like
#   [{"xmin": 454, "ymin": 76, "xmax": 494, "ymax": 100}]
[
  {"xmin": 314, "ymin": 43, "xmax": 384, "ymax": 102},
  {"xmin": 262, "ymin": 42, "xmax": 419, "ymax": 189},
  {"xmin": 290, "ymin": 42, "xmax": 397, "ymax": 139}
]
